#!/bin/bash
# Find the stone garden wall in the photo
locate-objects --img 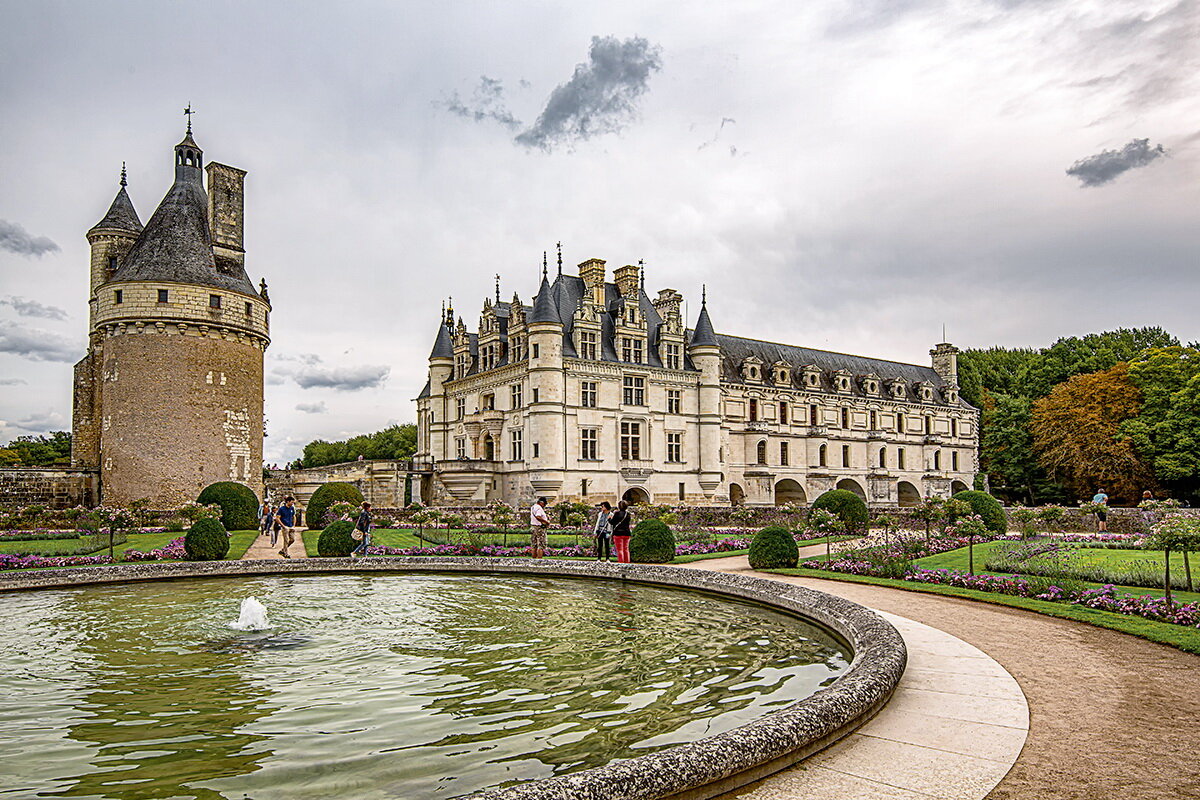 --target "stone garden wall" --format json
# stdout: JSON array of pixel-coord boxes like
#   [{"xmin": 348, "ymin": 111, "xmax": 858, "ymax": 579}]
[{"xmin": 0, "ymin": 468, "xmax": 99, "ymax": 509}]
